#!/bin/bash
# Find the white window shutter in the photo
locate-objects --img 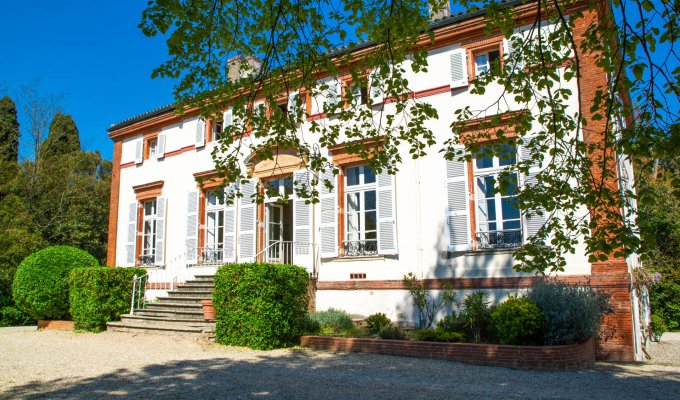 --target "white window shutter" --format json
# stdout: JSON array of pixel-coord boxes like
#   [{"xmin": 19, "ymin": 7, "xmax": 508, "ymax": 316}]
[
  {"xmin": 155, "ymin": 198, "xmax": 167, "ymax": 266},
  {"xmin": 238, "ymin": 179, "xmax": 258, "ymax": 262},
  {"xmin": 377, "ymin": 172, "xmax": 397, "ymax": 255},
  {"xmin": 195, "ymin": 119, "xmax": 206, "ymax": 148},
  {"xmin": 326, "ymin": 79, "xmax": 340, "ymax": 108},
  {"xmin": 293, "ymin": 169, "xmax": 313, "ymax": 270},
  {"xmin": 445, "ymin": 151, "xmax": 472, "ymax": 251},
  {"xmin": 519, "ymin": 140, "xmax": 546, "ymax": 240},
  {"xmin": 126, "ymin": 203, "xmax": 138, "ymax": 266},
  {"xmin": 185, "ymin": 191, "xmax": 199, "ymax": 263},
  {"xmin": 450, "ymin": 48, "xmax": 469, "ymax": 88},
  {"xmin": 319, "ymin": 168, "xmax": 338, "ymax": 258},
  {"xmin": 288, "ymin": 92, "xmax": 301, "ymax": 120},
  {"xmin": 505, "ymin": 35, "xmax": 526, "ymax": 72},
  {"xmin": 223, "ymin": 109, "xmax": 233, "ymax": 128},
  {"xmin": 156, "ymin": 133, "xmax": 166, "ymax": 159},
  {"xmin": 223, "ymin": 185, "xmax": 237, "ymax": 263},
  {"xmin": 134, "ymin": 140, "xmax": 143, "ymax": 164},
  {"xmin": 369, "ymin": 70, "xmax": 384, "ymax": 103}
]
